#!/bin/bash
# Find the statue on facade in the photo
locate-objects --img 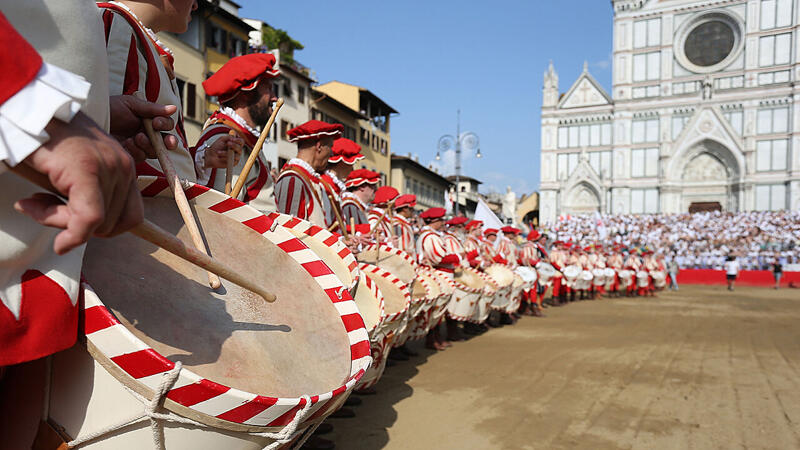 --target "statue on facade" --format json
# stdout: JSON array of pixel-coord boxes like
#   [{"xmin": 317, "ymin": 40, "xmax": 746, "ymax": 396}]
[{"xmin": 502, "ymin": 186, "xmax": 517, "ymax": 225}]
